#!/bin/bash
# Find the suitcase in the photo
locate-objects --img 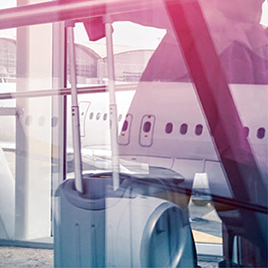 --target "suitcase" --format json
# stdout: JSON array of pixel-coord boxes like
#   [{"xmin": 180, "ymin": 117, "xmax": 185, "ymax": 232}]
[
  {"xmin": 53, "ymin": 22, "xmax": 195, "ymax": 268},
  {"xmin": 54, "ymin": 175, "xmax": 195, "ymax": 267}
]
